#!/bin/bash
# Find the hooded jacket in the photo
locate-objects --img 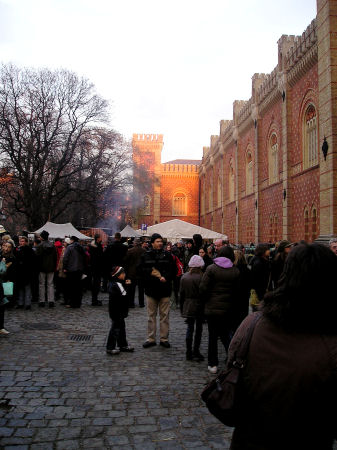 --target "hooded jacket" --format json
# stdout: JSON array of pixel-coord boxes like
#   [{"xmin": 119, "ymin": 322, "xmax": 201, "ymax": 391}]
[{"xmin": 199, "ymin": 257, "xmax": 240, "ymax": 317}]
